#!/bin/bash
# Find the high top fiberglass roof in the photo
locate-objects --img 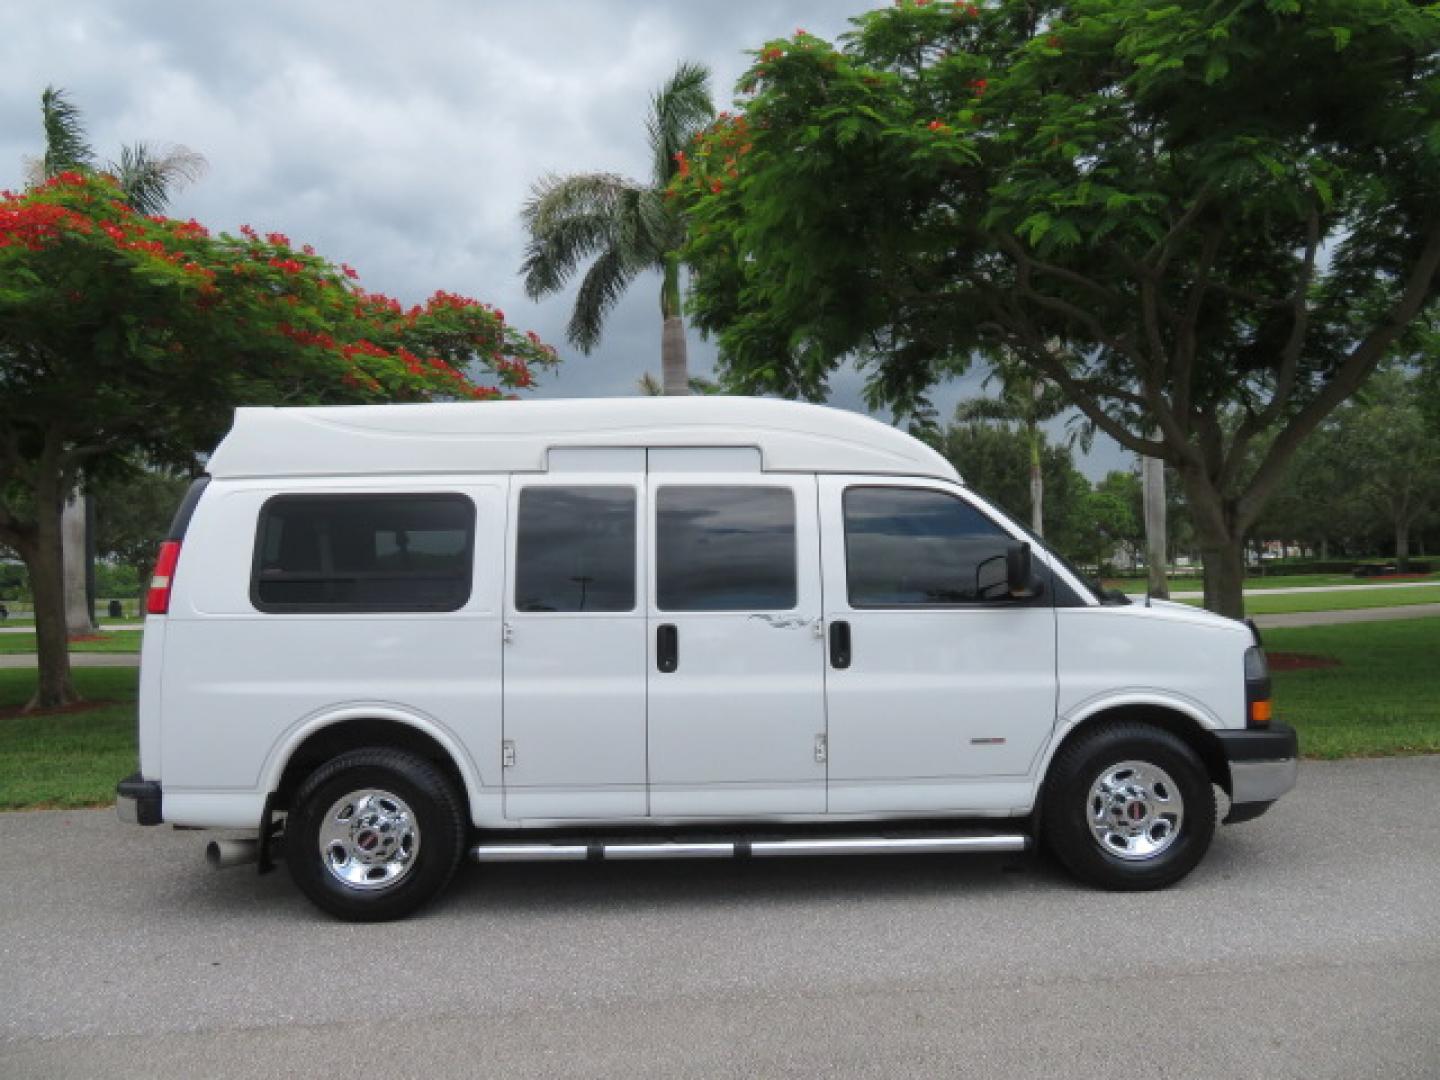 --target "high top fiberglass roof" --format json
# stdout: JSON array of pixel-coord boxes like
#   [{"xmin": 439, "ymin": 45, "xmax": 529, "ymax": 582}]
[{"xmin": 205, "ymin": 396, "xmax": 961, "ymax": 482}]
